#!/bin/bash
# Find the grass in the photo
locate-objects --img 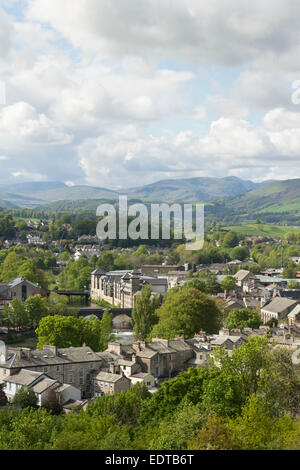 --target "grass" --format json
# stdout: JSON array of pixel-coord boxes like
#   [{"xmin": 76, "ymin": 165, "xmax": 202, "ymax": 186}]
[{"xmin": 223, "ymin": 223, "xmax": 300, "ymax": 238}]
